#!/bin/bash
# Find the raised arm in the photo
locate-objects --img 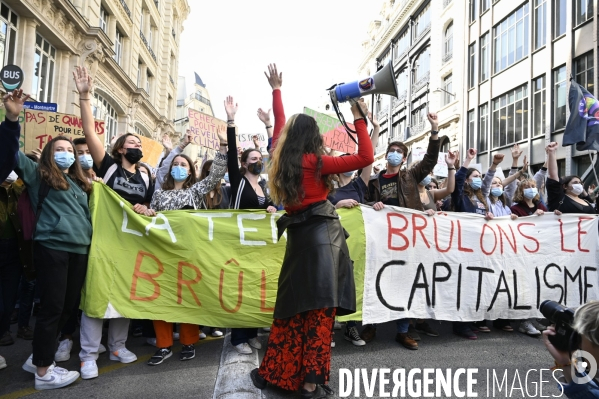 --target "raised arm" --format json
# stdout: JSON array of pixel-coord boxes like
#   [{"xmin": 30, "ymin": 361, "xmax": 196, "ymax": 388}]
[
  {"xmin": 502, "ymin": 155, "xmax": 528, "ymax": 199},
  {"xmin": 225, "ymin": 96, "xmax": 242, "ymax": 199},
  {"xmin": 409, "ymin": 112, "xmax": 441, "ymax": 182},
  {"xmin": 155, "ymin": 134, "xmax": 191, "ymax": 190},
  {"xmin": 451, "ymin": 166, "xmax": 468, "ymax": 212},
  {"xmin": 257, "ymin": 108, "xmax": 273, "ymax": 139},
  {"xmin": 0, "ymin": 89, "xmax": 29, "ymax": 182},
  {"xmin": 482, "ymin": 153, "xmax": 504, "ymax": 197},
  {"xmin": 264, "ymin": 64, "xmax": 285, "ymax": 151},
  {"xmin": 432, "ymin": 150, "xmax": 458, "ymax": 201},
  {"xmin": 547, "ymin": 142, "xmax": 559, "ymax": 181},
  {"xmin": 73, "ymin": 66, "xmax": 105, "ymax": 168},
  {"xmin": 534, "ymin": 161, "xmax": 548, "ymax": 193},
  {"xmin": 190, "ymin": 152, "xmax": 228, "ymax": 197},
  {"xmin": 462, "ymin": 148, "xmax": 477, "ymax": 169},
  {"xmin": 359, "ymin": 112, "xmax": 380, "ymax": 186}
]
